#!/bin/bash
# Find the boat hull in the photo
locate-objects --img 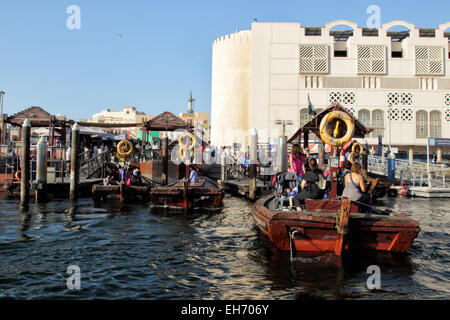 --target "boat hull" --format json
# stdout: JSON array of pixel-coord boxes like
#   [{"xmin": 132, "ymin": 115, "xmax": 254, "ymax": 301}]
[
  {"xmin": 252, "ymin": 195, "xmax": 420, "ymax": 253},
  {"xmin": 150, "ymin": 177, "xmax": 224, "ymax": 210}
]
